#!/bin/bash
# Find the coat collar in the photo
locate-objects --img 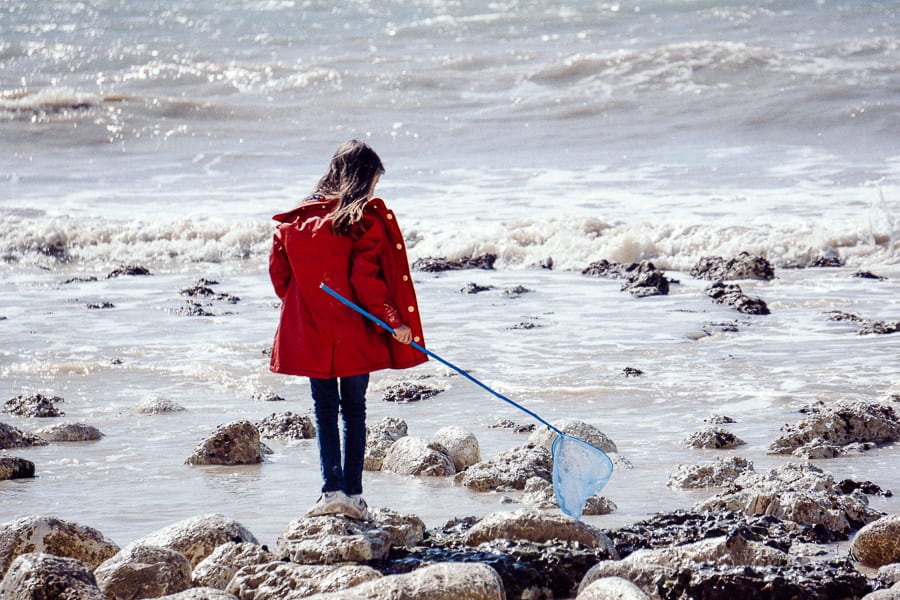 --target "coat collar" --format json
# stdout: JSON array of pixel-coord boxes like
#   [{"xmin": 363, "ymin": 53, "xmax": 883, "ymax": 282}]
[{"xmin": 272, "ymin": 197, "xmax": 390, "ymax": 223}]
